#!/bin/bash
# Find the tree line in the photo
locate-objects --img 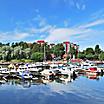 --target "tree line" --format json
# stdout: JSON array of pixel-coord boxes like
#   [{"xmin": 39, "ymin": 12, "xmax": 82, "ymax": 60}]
[
  {"xmin": 78, "ymin": 45, "xmax": 104, "ymax": 61},
  {"xmin": 0, "ymin": 41, "xmax": 65, "ymax": 62},
  {"xmin": 0, "ymin": 42, "xmax": 104, "ymax": 62}
]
